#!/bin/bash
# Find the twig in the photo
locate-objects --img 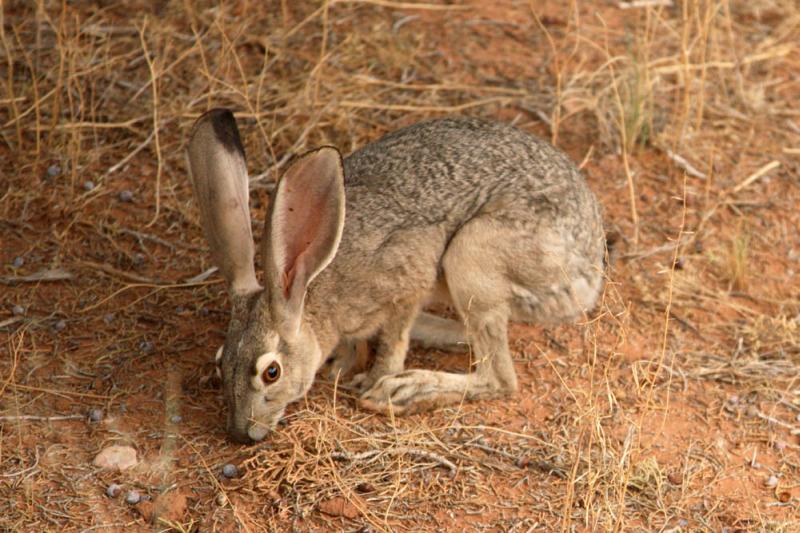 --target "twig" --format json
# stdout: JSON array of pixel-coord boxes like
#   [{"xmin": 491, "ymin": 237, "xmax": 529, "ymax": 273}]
[
  {"xmin": 185, "ymin": 267, "xmax": 218, "ymax": 284},
  {"xmin": 754, "ymin": 410, "xmax": 796, "ymax": 431},
  {"xmin": 0, "ymin": 268, "xmax": 74, "ymax": 284},
  {"xmin": 731, "ymin": 160, "xmax": 780, "ymax": 194},
  {"xmin": 77, "ymin": 260, "xmax": 160, "ymax": 284},
  {"xmin": 331, "ymin": 446, "xmax": 457, "ymax": 474},
  {"xmin": 332, "ymin": 0, "xmax": 469, "ymax": 10},
  {"xmin": 618, "ymin": 0, "xmax": 673, "ymax": 9},
  {"xmin": 666, "ymin": 149, "xmax": 707, "ymax": 179},
  {"xmin": 105, "ymin": 129, "xmax": 156, "ymax": 176},
  {"xmin": 0, "ymin": 414, "xmax": 85, "ymax": 422}
]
